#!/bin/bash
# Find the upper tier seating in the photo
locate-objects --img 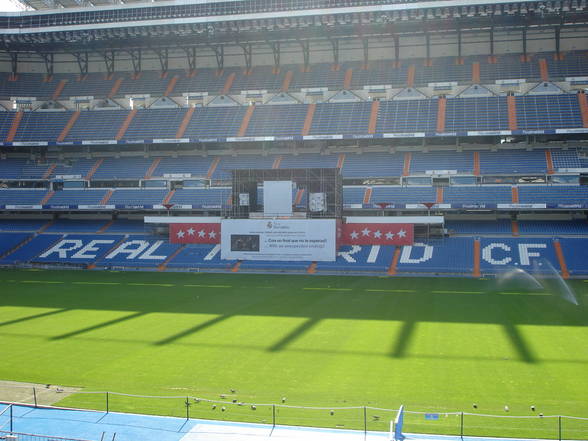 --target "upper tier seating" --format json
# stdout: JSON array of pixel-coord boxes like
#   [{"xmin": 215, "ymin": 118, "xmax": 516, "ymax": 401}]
[
  {"xmin": 1, "ymin": 94, "xmax": 585, "ymax": 143},
  {"xmin": 214, "ymin": 155, "xmax": 276, "ymax": 180},
  {"xmin": 152, "ymin": 156, "xmax": 214, "ymax": 178},
  {"xmin": 170, "ymin": 188, "xmax": 230, "ymax": 207},
  {"xmin": 66, "ymin": 110, "xmax": 130, "ymax": 142},
  {"xmin": 310, "ymin": 102, "xmax": 372, "ymax": 135},
  {"xmin": 375, "ymin": 100, "xmax": 438, "ymax": 133},
  {"xmin": 0, "ymin": 112, "xmax": 15, "ymax": 140},
  {"xmin": 13, "ymin": 111, "xmax": 73, "ymax": 142},
  {"xmin": 182, "ymin": 106, "xmax": 247, "ymax": 138},
  {"xmin": 518, "ymin": 185, "xmax": 588, "ymax": 204},
  {"xmin": 46, "ymin": 190, "xmax": 108, "ymax": 206},
  {"xmin": 443, "ymin": 186, "xmax": 512, "ymax": 204},
  {"xmin": 444, "ymin": 96, "xmax": 509, "ymax": 132},
  {"xmin": 515, "ymin": 94, "xmax": 583, "ymax": 130},
  {"xmin": 92, "ymin": 157, "xmax": 154, "ymax": 180},
  {"xmin": 410, "ymin": 151, "xmax": 473, "ymax": 174},
  {"xmin": 122, "ymin": 108, "xmax": 188, "ymax": 140},
  {"xmin": 551, "ymin": 148, "xmax": 588, "ymax": 170},
  {"xmin": 479, "ymin": 149, "xmax": 548, "ymax": 175},
  {"xmin": 341, "ymin": 152, "xmax": 404, "ymax": 177},
  {"xmin": 3, "ymin": 52, "xmax": 587, "ymax": 100},
  {"xmin": 0, "ymin": 189, "xmax": 49, "ymax": 205},
  {"xmin": 51, "ymin": 158, "xmax": 98, "ymax": 178},
  {"xmin": 107, "ymin": 189, "xmax": 168, "ymax": 205},
  {"xmin": 0, "ymin": 158, "xmax": 53, "ymax": 179},
  {"xmin": 0, "ymin": 148, "xmax": 587, "ymax": 182},
  {"xmin": 371, "ymin": 186, "xmax": 436, "ymax": 205},
  {"xmin": 245, "ymin": 104, "xmax": 308, "ymax": 137}
]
